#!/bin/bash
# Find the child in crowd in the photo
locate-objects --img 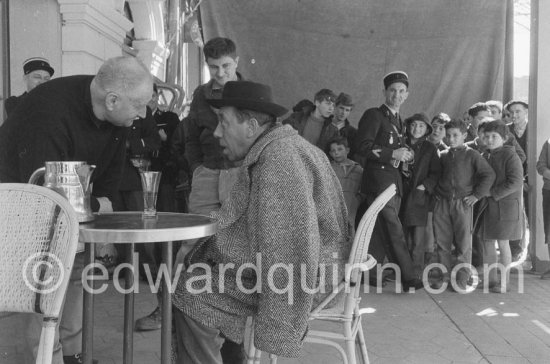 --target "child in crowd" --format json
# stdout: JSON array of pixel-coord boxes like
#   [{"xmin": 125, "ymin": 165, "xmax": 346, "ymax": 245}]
[
  {"xmin": 423, "ymin": 112, "xmax": 450, "ymax": 267},
  {"xmin": 328, "ymin": 136, "xmax": 363, "ymax": 228},
  {"xmin": 480, "ymin": 120, "xmax": 524, "ymax": 293},
  {"xmin": 466, "ymin": 119, "xmax": 525, "ymax": 271},
  {"xmin": 431, "ymin": 119, "xmax": 495, "ymax": 290},
  {"xmin": 466, "ymin": 120, "xmax": 491, "ymax": 269},
  {"xmin": 428, "ymin": 112, "xmax": 450, "ymax": 151},
  {"xmin": 466, "ymin": 117, "xmax": 527, "ymax": 163},
  {"xmin": 465, "ymin": 120, "xmax": 489, "ymax": 153},
  {"xmin": 400, "ymin": 113, "xmax": 441, "ymax": 276}
]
